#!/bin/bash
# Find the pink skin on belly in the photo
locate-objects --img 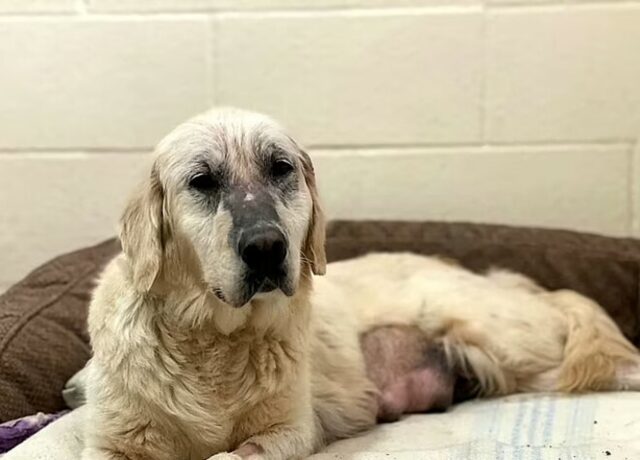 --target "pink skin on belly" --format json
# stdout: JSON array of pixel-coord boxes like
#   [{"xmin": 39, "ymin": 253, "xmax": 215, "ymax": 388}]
[
  {"xmin": 233, "ymin": 442, "xmax": 262, "ymax": 459},
  {"xmin": 361, "ymin": 325, "xmax": 456, "ymax": 422},
  {"xmin": 230, "ymin": 326, "xmax": 458, "ymax": 458},
  {"xmin": 380, "ymin": 367, "xmax": 454, "ymax": 419}
]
